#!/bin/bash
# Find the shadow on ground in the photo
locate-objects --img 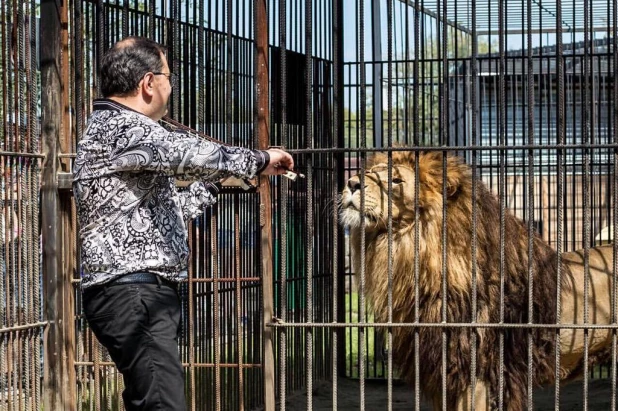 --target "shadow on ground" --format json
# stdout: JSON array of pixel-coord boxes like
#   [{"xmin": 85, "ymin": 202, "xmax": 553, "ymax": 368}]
[{"xmin": 285, "ymin": 377, "xmax": 614, "ymax": 410}]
